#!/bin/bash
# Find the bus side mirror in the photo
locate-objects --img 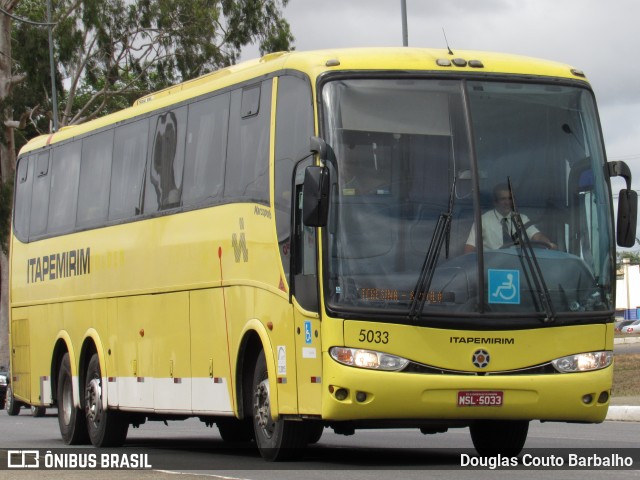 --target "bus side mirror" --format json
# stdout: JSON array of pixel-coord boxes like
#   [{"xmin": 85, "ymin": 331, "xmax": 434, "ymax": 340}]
[
  {"xmin": 617, "ymin": 188, "xmax": 638, "ymax": 247},
  {"xmin": 302, "ymin": 166, "xmax": 330, "ymax": 227},
  {"xmin": 608, "ymin": 160, "xmax": 638, "ymax": 247}
]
